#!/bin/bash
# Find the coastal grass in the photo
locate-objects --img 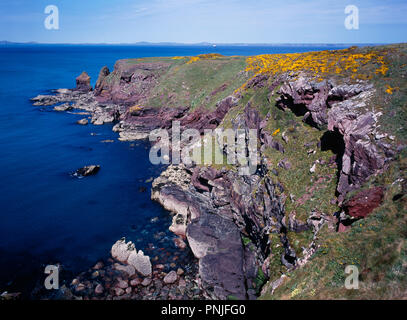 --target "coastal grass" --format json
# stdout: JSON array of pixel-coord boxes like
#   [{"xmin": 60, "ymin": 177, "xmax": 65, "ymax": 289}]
[
  {"xmin": 261, "ymin": 157, "xmax": 407, "ymax": 299},
  {"xmin": 257, "ymin": 44, "xmax": 407, "ymax": 300},
  {"xmin": 146, "ymin": 56, "xmax": 248, "ymax": 110}
]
